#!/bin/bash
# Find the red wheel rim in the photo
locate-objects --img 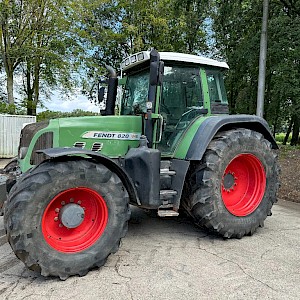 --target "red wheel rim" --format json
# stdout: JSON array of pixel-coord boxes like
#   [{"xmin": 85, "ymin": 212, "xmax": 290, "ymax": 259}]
[
  {"xmin": 42, "ymin": 187, "xmax": 108, "ymax": 253},
  {"xmin": 221, "ymin": 154, "xmax": 266, "ymax": 217}
]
